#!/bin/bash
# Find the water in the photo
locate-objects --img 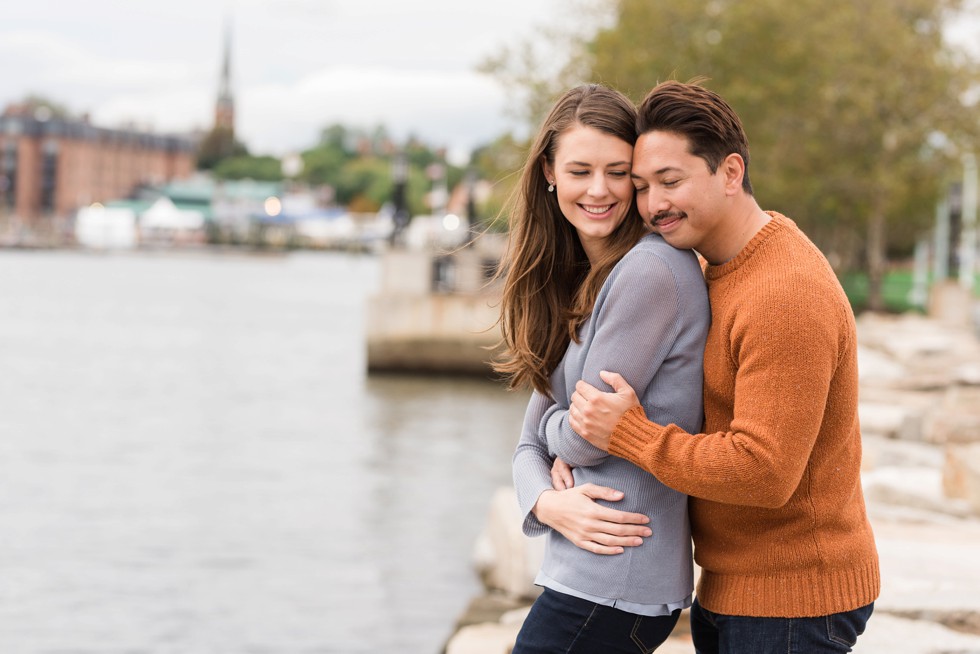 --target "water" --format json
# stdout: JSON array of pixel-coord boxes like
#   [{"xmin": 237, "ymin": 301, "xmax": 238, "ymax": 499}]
[{"xmin": 0, "ymin": 249, "xmax": 528, "ymax": 653}]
